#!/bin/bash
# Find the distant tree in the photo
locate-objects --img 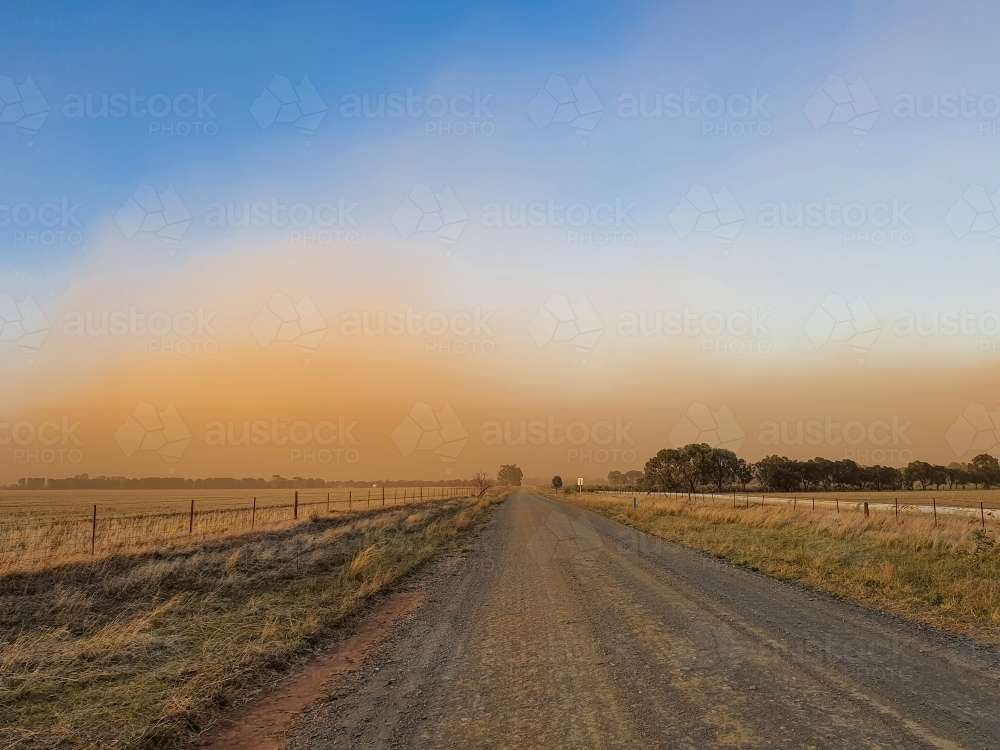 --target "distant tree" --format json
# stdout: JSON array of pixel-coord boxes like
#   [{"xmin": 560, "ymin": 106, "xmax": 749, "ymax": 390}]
[
  {"xmin": 734, "ymin": 458, "xmax": 754, "ymax": 492},
  {"xmin": 971, "ymin": 454, "xmax": 1000, "ymax": 488},
  {"xmin": 754, "ymin": 455, "xmax": 800, "ymax": 492},
  {"xmin": 607, "ymin": 470, "xmax": 625, "ymax": 487},
  {"xmin": 498, "ymin": 464, "xmax": 523, "ymax": 486},
  {"xmin": 471, "ymin": 470, "xmax": 495, "ymax": 498},
  {"xmin": 642, "ymin": 448, "xmax": 684, "ymax": 491},
  {"xmin": 705, "ymin": 448, "xmax": 739, "ymax": 493},
  {"xmin": 832, "ymin": 459, "xmax": 863, "ymax": 490},
  {"xmin": 551, "ymin": 475, "xmax": 563, "ymax": 489},
  {"xmin": 869, "ymin": 465, "xmax": 902, "ymax": 491},
  {"xmin": 678, "ymin": 443, "xmax": 715, "ymax": 495},
  {"xmin": 624, "ymin": 470, "xmax": 643, "ymax": 487}
]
